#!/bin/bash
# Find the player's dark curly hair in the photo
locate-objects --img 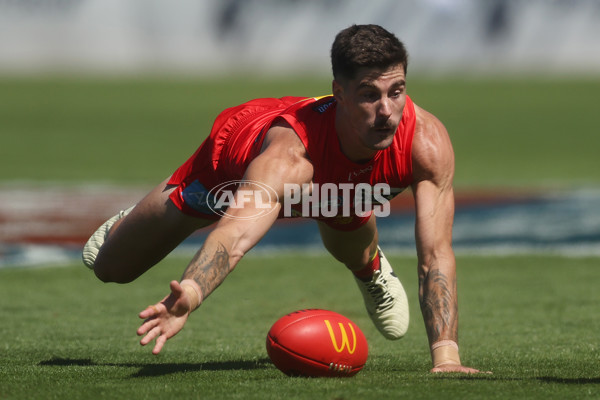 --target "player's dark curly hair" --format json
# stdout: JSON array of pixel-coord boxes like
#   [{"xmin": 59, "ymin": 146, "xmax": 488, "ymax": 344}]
[{"xmin": 331, "ymin": 24, "xmax": 408, "ymax": 83}]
